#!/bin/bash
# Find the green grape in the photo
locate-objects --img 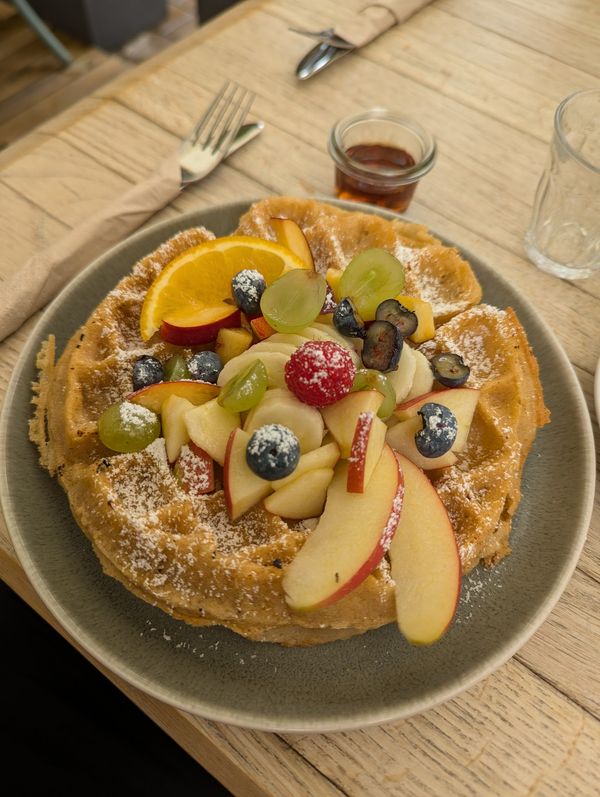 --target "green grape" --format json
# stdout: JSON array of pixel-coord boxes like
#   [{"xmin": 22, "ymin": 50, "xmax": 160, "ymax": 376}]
[
  {"xmin": 217, "ymin": 359, "xmax": 268, "ymax": 412},
  {"xmin": 340, "ymin": 249, "xmax": 405, "ymax": 320},
  {"xmin": 260, "ymin": 269, "xmax": 326, "ymax": 333},
  {"xmin": 351, "ymin": 369, "xmax": 397, "ymax": 419},
  {"xmin": 98, "ymin": 401, "xmax": 161, "ymax": 453},
  {"xmin": 164, "ymin": 354, "xmax": 190, "ymax": 381}
]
